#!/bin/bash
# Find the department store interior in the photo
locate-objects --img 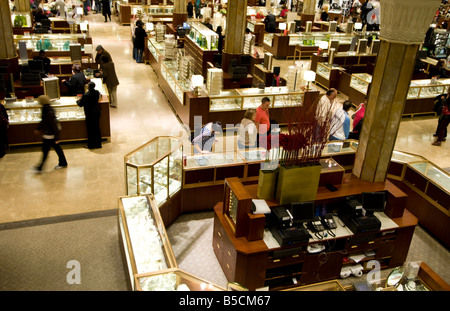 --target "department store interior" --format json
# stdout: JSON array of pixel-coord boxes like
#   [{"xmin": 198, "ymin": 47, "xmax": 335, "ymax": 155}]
[{"xmin": 0, "ymin": 0, "xmax": 449, "ymax": 293}]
